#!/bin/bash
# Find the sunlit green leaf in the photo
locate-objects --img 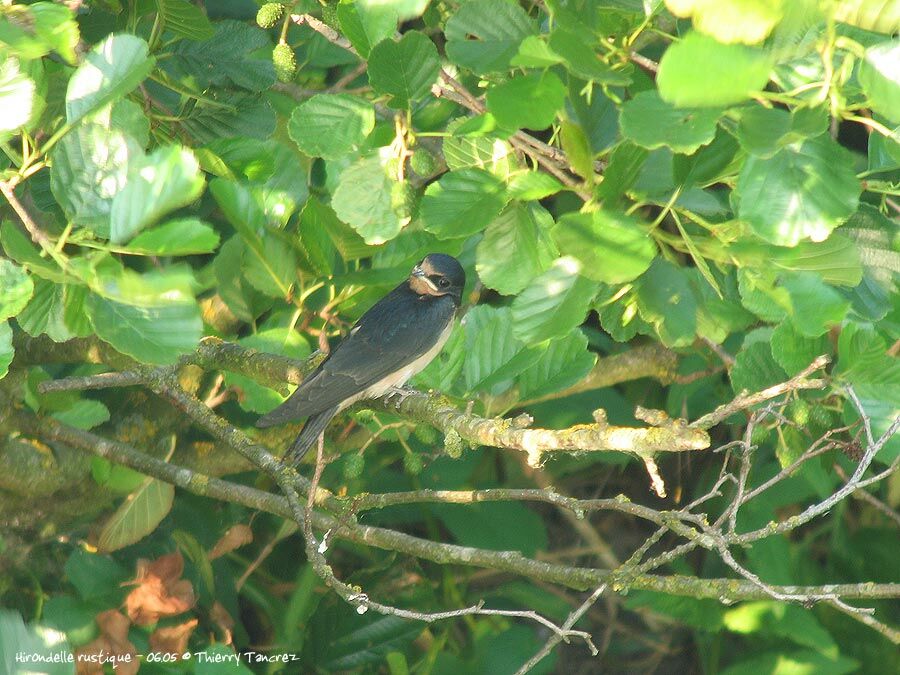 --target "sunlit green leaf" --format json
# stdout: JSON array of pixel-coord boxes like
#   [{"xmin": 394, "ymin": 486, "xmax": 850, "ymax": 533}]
[
  {"xmin": 288, "ymin": 94, "xmax": 375, "ymax": 160},
  {"xmin": 658, "ymin": 31, "xmax": 772, "ymax": 107},
  {"xmin": 476, "ymin": 203, "xmax": 557, "ymax": 296},
  {"xmin": 486, "ymin": 71, "xmax": 565, "ymax": 130},
  {"xmin": 368, "ymin": 32, "xmax": 440, "ymax": 108},
  {"xmin": 66, "ymin": 34, "xmax": 154, "ymax": 124},
  {"xmin": 0, "ymin": 258, "xmax": 34, "ymax": 320},
  {"xmin": 553, "ymin": 210, "xmax": 657, "ymax": 284},
  {"xmin": 110, "ymin": 146, "xmax": 205, "ymax": 244},
  {"xmin": 735, "ymin": 135, "xmax": 860, "ymax": 246},
  {"xmin": 97, "ymin": 478, "xmax": 175, "ymax": 552},
  {"xmin": 421, "ymin": 169, "xmax": 508, "ymax": 239},
  {"xmin": 511, "ymin": 257, "xmax": 597, "ymax": 344},
  {"xmin": 332, "ymin": 155, "xmax": 407, "ymax": 245}
]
